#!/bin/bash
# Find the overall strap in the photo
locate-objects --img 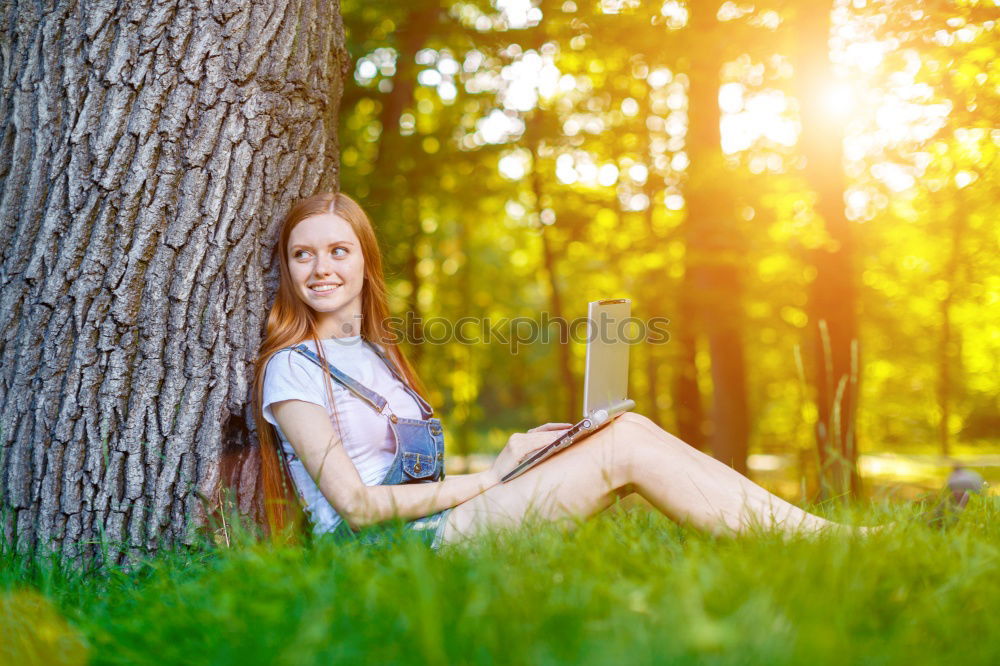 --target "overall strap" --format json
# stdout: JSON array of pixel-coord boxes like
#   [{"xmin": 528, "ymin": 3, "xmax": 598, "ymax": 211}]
[
  {"xmin": 288, "ymin": 344, "xmax": 393, "ymax": 417},
  {"xmin": 365, "ymin": 341, "xmax": 435, "ymax": 418}
]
